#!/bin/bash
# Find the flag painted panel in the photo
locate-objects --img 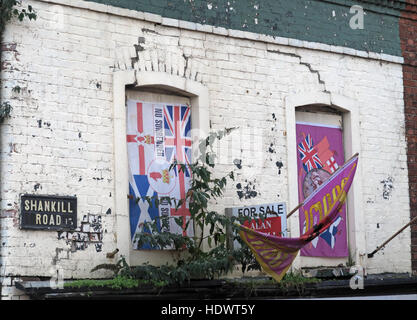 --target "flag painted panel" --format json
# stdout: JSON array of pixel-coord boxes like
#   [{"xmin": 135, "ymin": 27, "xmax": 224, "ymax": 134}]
[
  {"xmin": 296, "ymin": 123, "xmax": 348, "ymax": 257},
  {"xmin": 127, "ymin": 100, "xmax": 193, "ymax": 250}
]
